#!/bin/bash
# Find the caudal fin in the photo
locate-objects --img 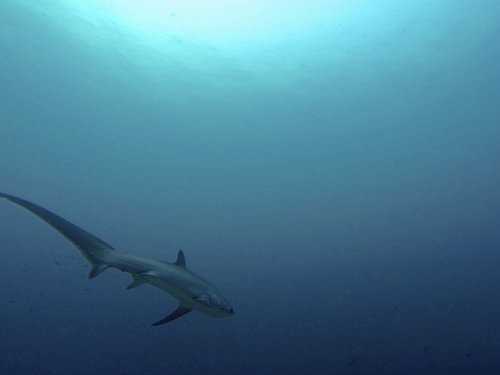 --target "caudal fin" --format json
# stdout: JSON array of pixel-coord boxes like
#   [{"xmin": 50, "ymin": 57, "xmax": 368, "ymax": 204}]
[{"xmin": 0, "ymin": 192, "xmax": 115, "ymax": 278}]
